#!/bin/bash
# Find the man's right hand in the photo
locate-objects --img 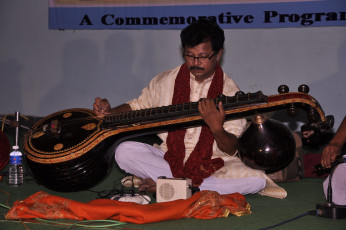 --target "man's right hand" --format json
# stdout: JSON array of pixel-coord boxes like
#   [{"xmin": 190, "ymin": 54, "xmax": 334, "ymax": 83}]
[
  {"xmin": 321, "ymin": 143, "xmax": 342, "ymax": 168},
  {"xmin": 93, "ymin": 97, "xmax": 111, "ymax": 117}
]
